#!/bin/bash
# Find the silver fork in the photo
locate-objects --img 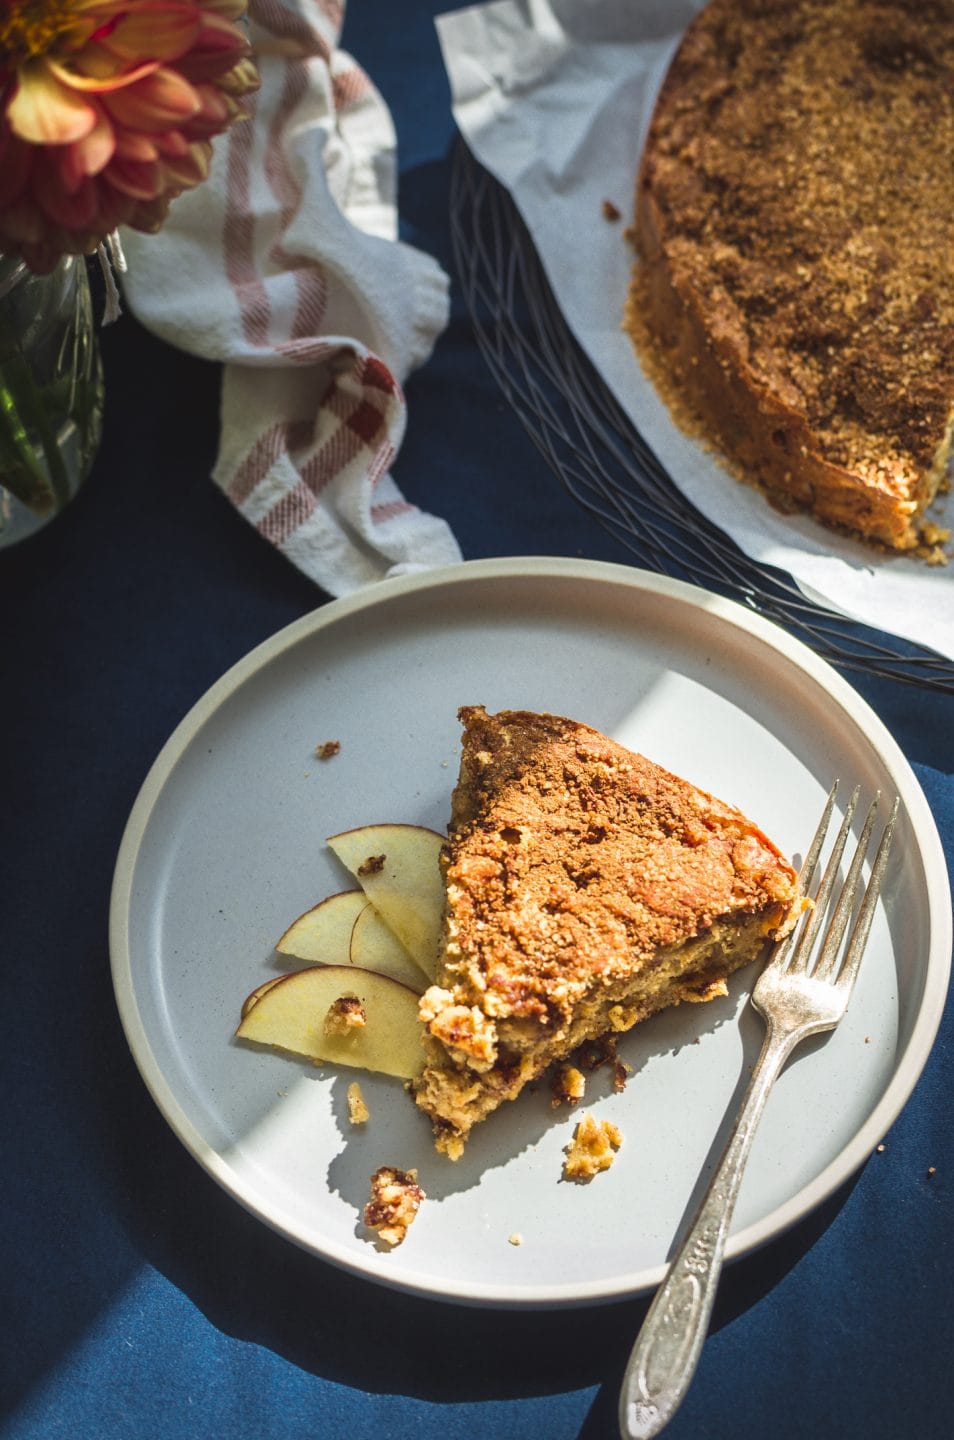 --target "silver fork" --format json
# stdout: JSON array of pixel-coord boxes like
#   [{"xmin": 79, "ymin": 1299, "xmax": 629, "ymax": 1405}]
[{"xmin": 618, "ymin": 782, "xmax": 899, "ymax": 1440}]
